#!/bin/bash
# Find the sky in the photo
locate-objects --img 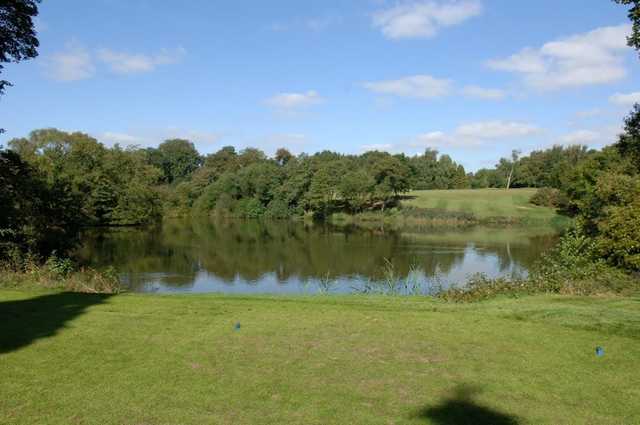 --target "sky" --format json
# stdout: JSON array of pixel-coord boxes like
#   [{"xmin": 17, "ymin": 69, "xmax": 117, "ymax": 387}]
[{"xmin": 1, "ymin": 0, "xmax": 639, "ymax": 171}]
